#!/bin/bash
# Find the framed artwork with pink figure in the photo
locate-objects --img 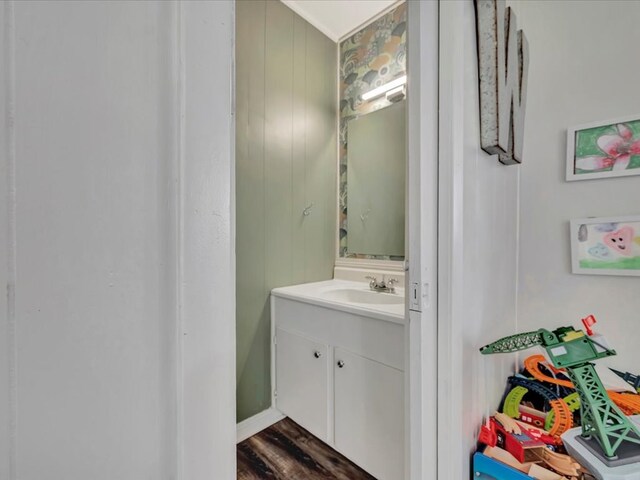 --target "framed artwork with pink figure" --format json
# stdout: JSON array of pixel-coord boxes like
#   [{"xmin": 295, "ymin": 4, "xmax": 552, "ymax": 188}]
[
  {"xmin": 571, "ymin": 215, "xmax": 640, "ymax": 276},
  {"xmin": 567, "ymin": 115, "xmax": 640, "ymax": 181}
]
